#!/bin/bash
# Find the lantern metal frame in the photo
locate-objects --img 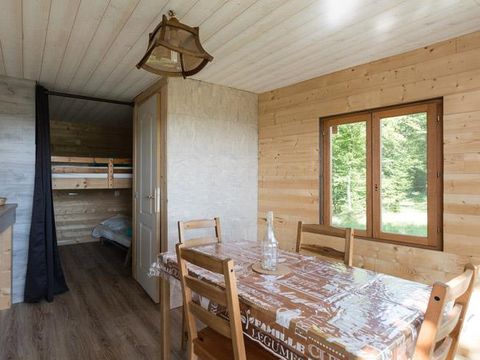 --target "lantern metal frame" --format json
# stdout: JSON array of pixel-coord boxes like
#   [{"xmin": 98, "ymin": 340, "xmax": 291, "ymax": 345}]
[{"xmin": 136, "ymin": 13, "xmax": 213, "ymax": 77}]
